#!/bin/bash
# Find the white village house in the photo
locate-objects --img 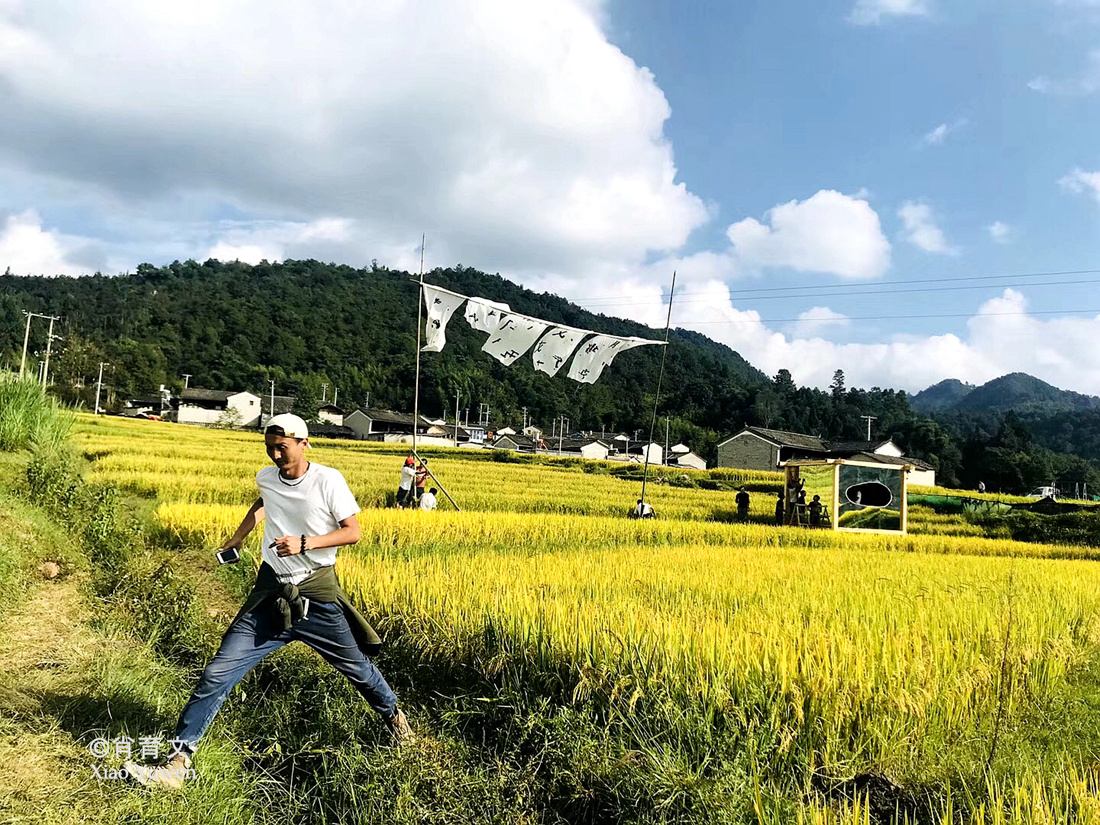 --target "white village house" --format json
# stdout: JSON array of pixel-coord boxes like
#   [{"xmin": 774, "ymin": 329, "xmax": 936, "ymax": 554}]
[{"xmin": 176, "ymin": 389, "xmax": 263, "ymax": 428}]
